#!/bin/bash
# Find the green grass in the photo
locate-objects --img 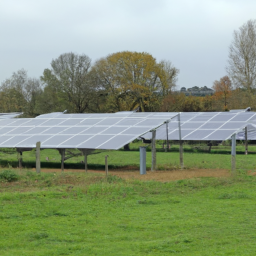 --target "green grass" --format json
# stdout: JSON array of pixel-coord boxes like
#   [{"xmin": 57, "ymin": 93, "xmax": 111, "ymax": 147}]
[
  {"xmin": 0, "ymin": 141, "xmax": 256, "ymax": 172},
  {"xmin": 1, "ymin": 170, "xmax": 256, "ymax": 255}
]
